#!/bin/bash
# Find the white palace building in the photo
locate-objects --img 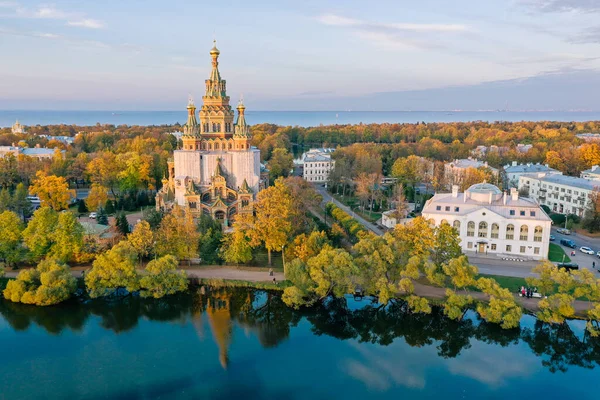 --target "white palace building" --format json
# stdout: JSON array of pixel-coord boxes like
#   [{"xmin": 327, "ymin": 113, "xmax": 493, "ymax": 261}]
[{"xmin": 422, "ymin": 183, "xmax": 551, "ymax": 260}]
